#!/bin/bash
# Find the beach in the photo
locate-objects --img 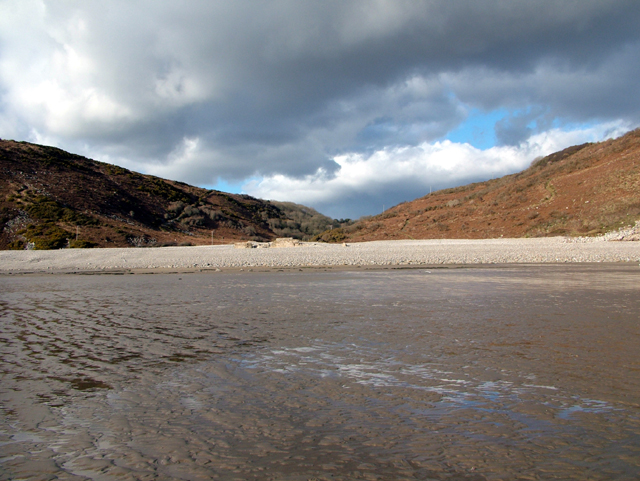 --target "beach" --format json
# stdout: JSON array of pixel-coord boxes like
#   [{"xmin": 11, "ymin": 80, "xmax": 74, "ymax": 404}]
[
  {"xmin": 1, "ymin": 263, "xmax": 639, "ymax": 480},
  {"xmin": 2, "ymin": 236, "xmax": 640, "ymax": 481},
  {"xmin": 0, "ymin": 237, "xmax": 639, "ymax": 274}
]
